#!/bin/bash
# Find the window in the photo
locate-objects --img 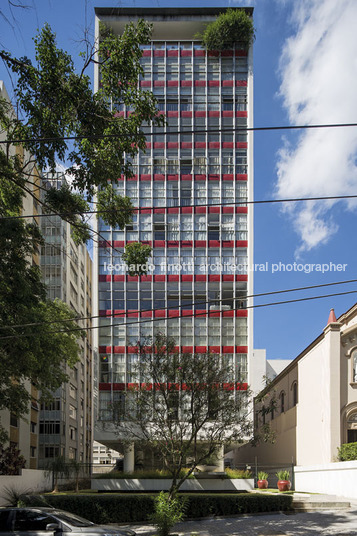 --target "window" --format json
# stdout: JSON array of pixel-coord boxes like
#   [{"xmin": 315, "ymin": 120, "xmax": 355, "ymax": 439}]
[
  {"xmin": 280, "ymin": 391, "xmax": 285, "ymax": 413},
  {"xmin": 0, "ymin": 510, "xmax": 11, "ymax": 531},
  {"xmin": 69, "ymin": 383, "xmax": 77, "ymax": 399},
  {"xmin": 30, "ymin": 446, "xmax": 36, "ymax": 458},
  {"xmin": 39, "ymin": 421, "xmax": 60, "ymax": 434},
  {"xmin": 347, "ymin": 412, "xmax": 357, "ymax": 443},
  {"xmin": 292, "ymin": 381, "xmax": 298, "ymax": 406},
  {"xmin": 69, "ymin": 404, "xmax": 77, "ymax": 419},
  {"xmin": 30, "ymin": 421, "xmax": 37, "ymax": 433},
  {"xmin": 10, "ymin": 413, "xmax": 18, "ymax": 427},
  {"xmin": 14, "ymin": 511, "xmax": 56, "ymax": 531}
]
